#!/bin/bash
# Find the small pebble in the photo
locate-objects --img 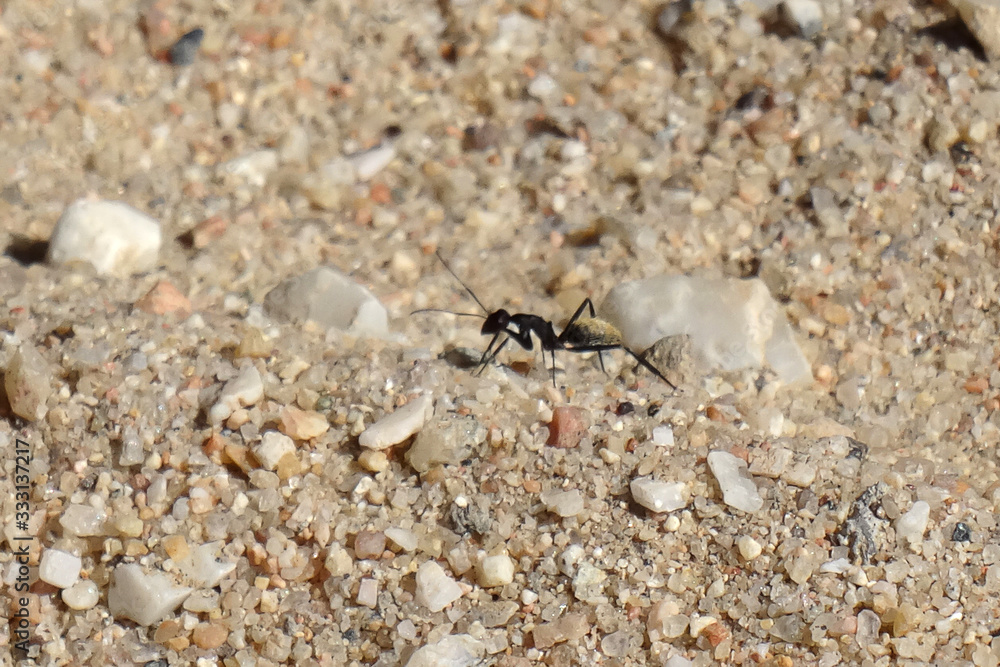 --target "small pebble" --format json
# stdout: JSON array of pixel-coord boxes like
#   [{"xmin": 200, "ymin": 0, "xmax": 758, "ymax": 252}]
[
  {"xmin": 47, "ymin": 199, "xmax": 162, "ymax": 276},
  {"xmin": 134, "ymin": 280, "xmax": 192, "ymax": 316},
  {"xmin": 169, "ymin": 27, "xmax": 204, "ymax": 66},
  {"xmin": 39, "ymin": 549, "xmax": 81, "ymax": 588},
  {"xmin": 403, "ymin": 635, "xmax": 485, "ymax": 667},
  {"xmin": 737, "ymin": 535, "xmax": 763, "ymax": 561},
  {"xmin": 547, "ymin": 406, "xmax": 588, "ymax": 448},
  {"xmin": 476, "ymin": 554, "xmax": 515, "ymax": 587},
  {"xmin": 61, "ymin": 580, "xmax": 100, "ymax": 611},
  {"xmin": 540, "ymin": 489, "xmax": 585, "ymax": 517},
  {"xmin": 385, "ymin": 527, "xmax": 418, "ymax": 552},
  {"xmin": 264, "ymin": 266, "xmax": 389, "ymax": 337},
  {"xmin": 209, "ymin": 365, "xmax": 264, "ymax": 425},
  {"xmin": 707, "ymin": 451, "xmax": 764, "ymax": 513},
  {"xmin": 191, "ymin": 622, "xmax": 229, "ymax": 650},
  {"xmin": 349, "ymin": 142, "xmax": 397, "ymax": 180},
  {"xmin": 108, "ymin": 564, "xmax": 193, "ymax": 627},
  {"xmin": 952, "ymin": 522, "xmax": 972, "ymax": 542},
  {"xmin": 254, "ymin": 431, "xmax": 296, "ymax": 471},
  {"xmin": 414, "ymin": 561, "xmax": 463, "ymax": 612},
  {"xmin": 630, "ymin": 477, "xmax": 687, "ymax": 513},
  {"xmin": 356, "ymin": 578, "xmax": 378, "ymax": 608},
  {"xmin": 895, "ymin": 501, "xmax": 930, "ymax": 543},
  {"xmin": 354, "ymin": 531, "xmax": 386, "ymax": 559},
  {"xmin": 4, "ymin": 345, "xmax": 51, "ymax": 421},
  {"xmin": 360, "ymin": 394, "xmax": 434, "ymax": 450},
  {"xmin": 217, "ymin": 150, "xmax": 278, "ymax": 187},
  {"xmin": 59, "ymin": 505, "xmax": 107, "ymax": 537},
  {"xmin": 279, "ymin": 406, "xmax": 329, "ymax": 440}
]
